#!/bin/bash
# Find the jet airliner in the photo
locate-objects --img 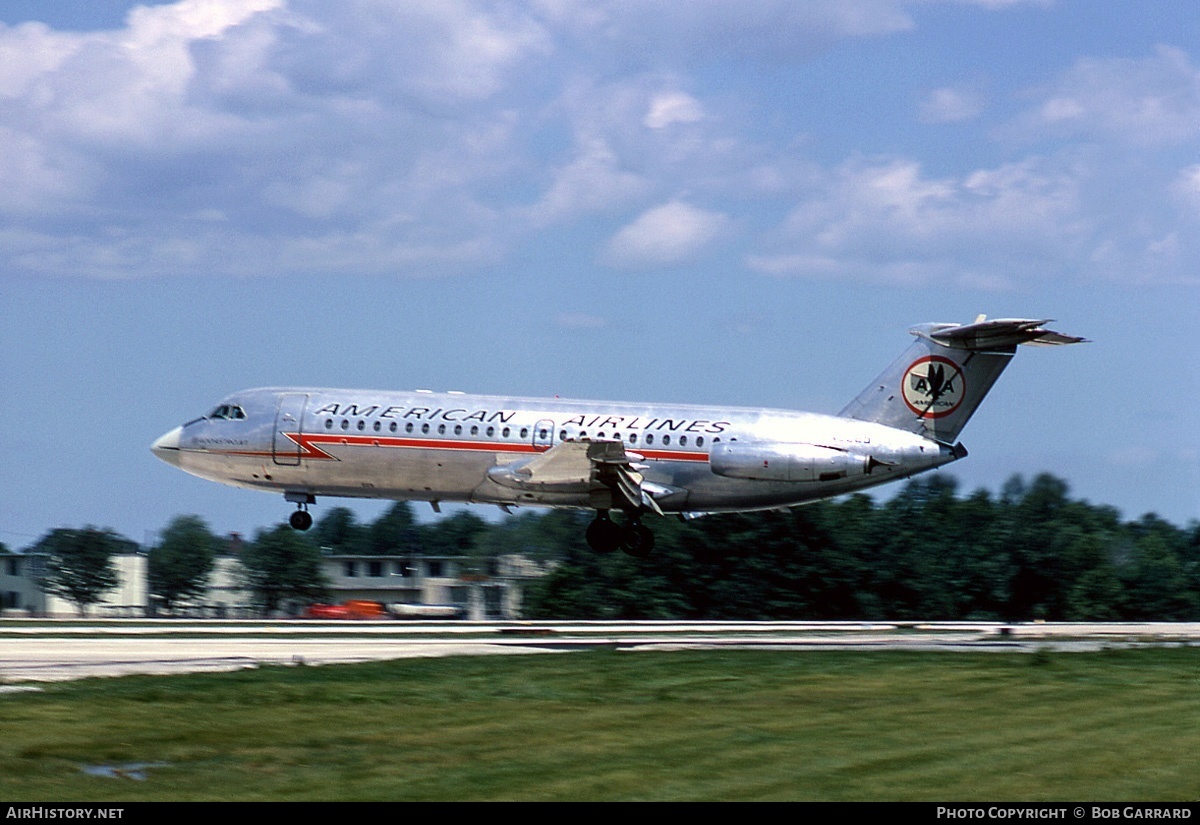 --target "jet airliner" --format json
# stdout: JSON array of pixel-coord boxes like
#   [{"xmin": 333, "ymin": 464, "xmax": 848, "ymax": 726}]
[{"xmin": 152, "ymin": 317, "xmax": 1084, "ymax": 556}]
